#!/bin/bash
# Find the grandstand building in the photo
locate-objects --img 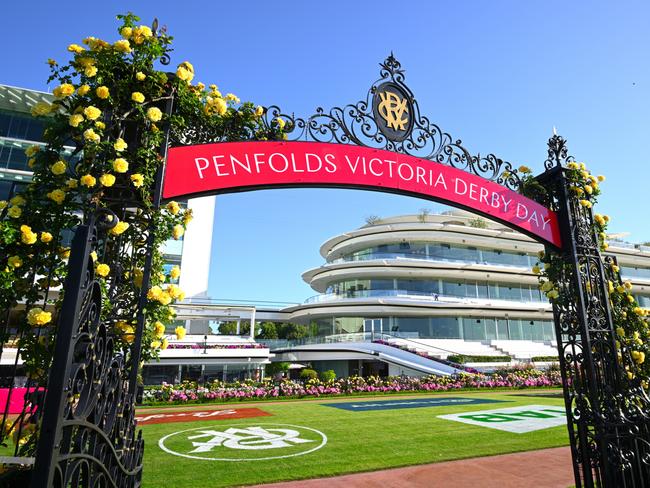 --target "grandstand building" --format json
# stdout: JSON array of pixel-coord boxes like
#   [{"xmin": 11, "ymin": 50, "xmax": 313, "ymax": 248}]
[{"xmin": 267, "ymin": 212, "xmax": 650, "ymax": 378}]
